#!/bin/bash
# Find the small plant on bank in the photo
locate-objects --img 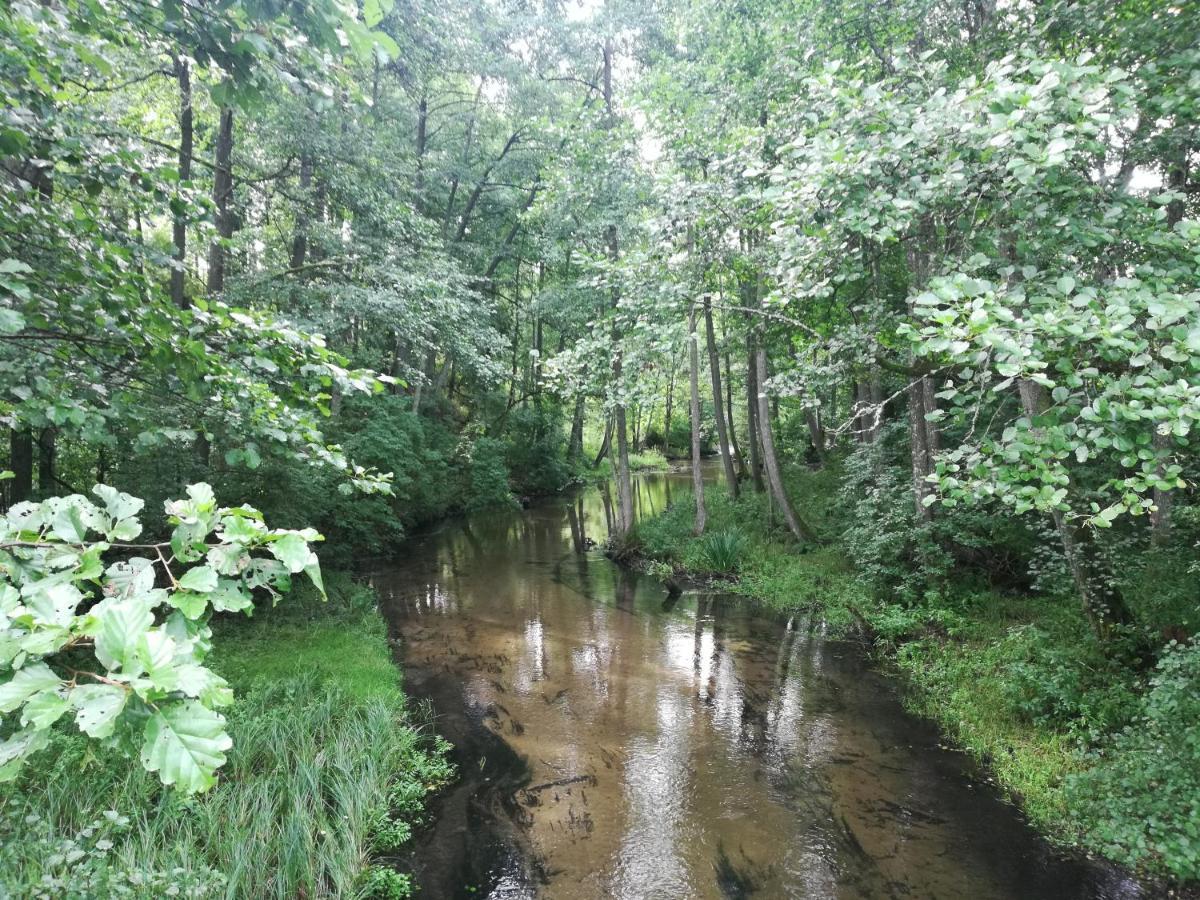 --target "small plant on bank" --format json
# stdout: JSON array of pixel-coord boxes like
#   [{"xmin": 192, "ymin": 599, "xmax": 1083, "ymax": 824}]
[{"xmin": 697, "ymin": 528, "xmax": 746, "ymax": 574}]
